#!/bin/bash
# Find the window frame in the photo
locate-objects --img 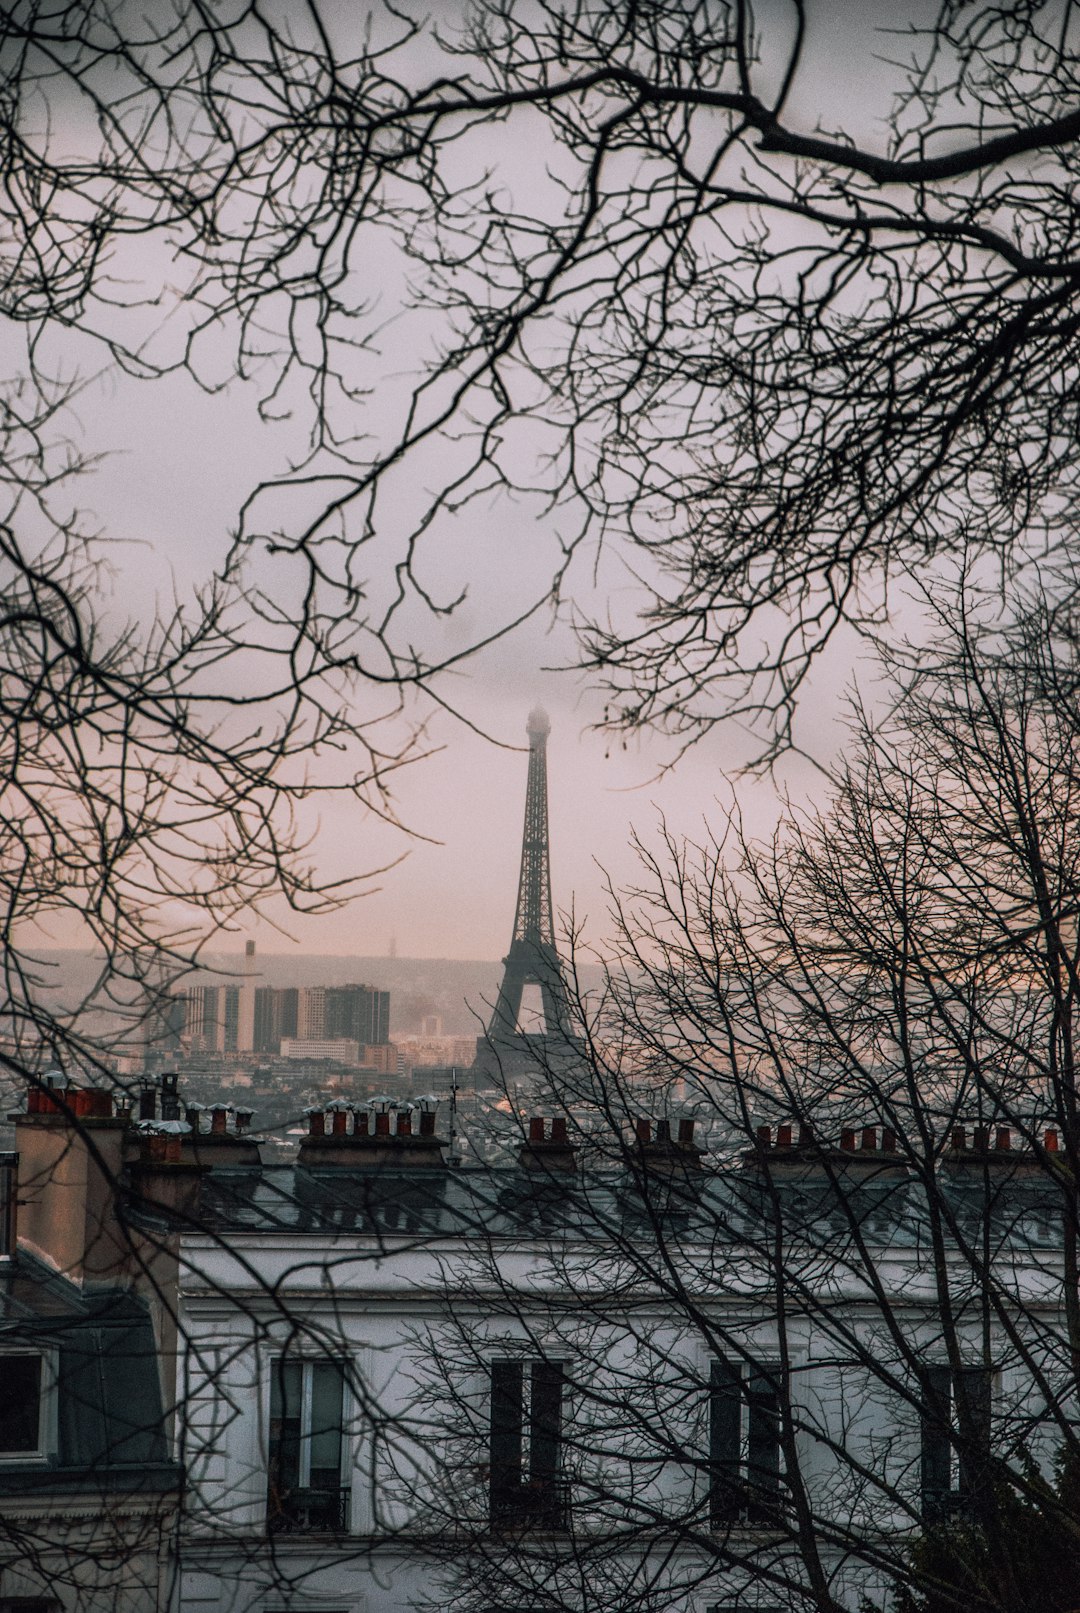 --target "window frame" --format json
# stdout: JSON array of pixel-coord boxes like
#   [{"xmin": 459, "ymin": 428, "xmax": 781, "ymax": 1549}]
[
  {"xmin": 0, "ymin": 1348, "xmax": 56, "ymax": 1464},
  {"xmin": 488, "ymin": 1355, "xmax": 568, "ymax": 1531},
  {"xmin": 708, "ymin": 1356, "xmax": 785, "ymax": 1527},
  {"xmin": 919, "ymin": 1362, "xmax": 994, "ymax": 1520},
  {"xmin": 265, "ymin": 1353, "xmax": 351, "ymax": 1535}
]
